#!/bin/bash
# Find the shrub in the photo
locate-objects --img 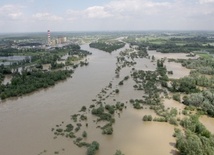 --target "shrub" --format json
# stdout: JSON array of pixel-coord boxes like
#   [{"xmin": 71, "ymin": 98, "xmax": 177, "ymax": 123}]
[
  {"xmin": 114, "ymin": 150, "xmax": 125, "ymax": 155},
  {"xmin": 82, "ymin": 131, "xmax": 87, "ymax": 138},
  {"xmin": 133, "ymin": 102, "xmax": 142, "ymax": 109},
  {"xmin": 147, "ymin": 115, "xmax": 153, "ymax": 121},
  {"xmin": 87, "ymin": 141, "xmax": 100, "ymax": 155},
  {"xmin": 102, "ymin": 123, "xmax": 113, "ymax": 135},
  {"xmin": 143, "ymin": 115, "xmax": 153, "ymax": 121},
  {"xmin": 115, "ymin": 89, "xmax": 120, "ymax": 94},
  {"xmin": 65, "ymin": 124, "xmax": 73, "ymax": 132},
  {"xmin": 119, "ymin": 81, "xmax": 124, "ymax": 85},
  {"xmin": 56, "ymin": 128, "xmax": 63, "ymax": 132},
  {"xmin": 173, "ymin": 93, "xmax": 181, "ymax": 102},
  {"xmin": 80, "ymin": 106, "xmax": 87, "ymax": 112},
  {"xmin": 124, "ymin": 76, "xmax": 129, "ymax": 80},
  {"xmin": 169, "ymin": 118, "xmax": 178, "ymax": 125}
]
